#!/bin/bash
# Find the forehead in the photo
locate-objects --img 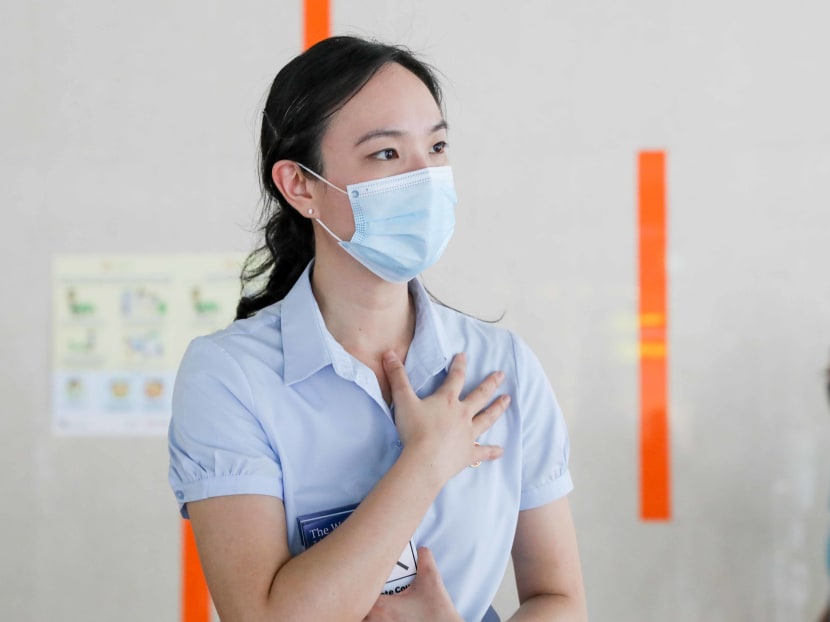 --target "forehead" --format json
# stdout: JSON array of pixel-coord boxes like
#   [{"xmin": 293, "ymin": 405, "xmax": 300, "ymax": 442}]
[{"xmin": 323, "ymin": 63, "xmax": 443, "ymax": 145}]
